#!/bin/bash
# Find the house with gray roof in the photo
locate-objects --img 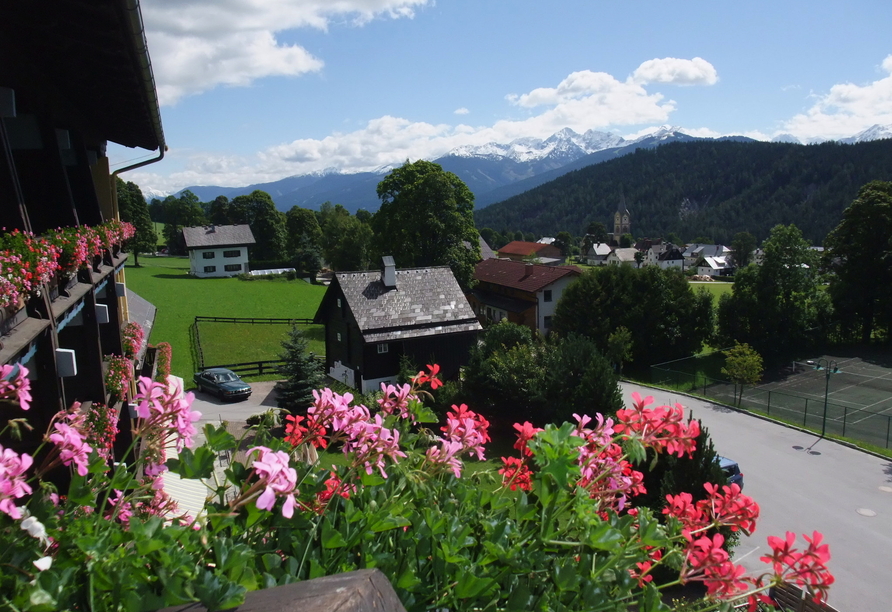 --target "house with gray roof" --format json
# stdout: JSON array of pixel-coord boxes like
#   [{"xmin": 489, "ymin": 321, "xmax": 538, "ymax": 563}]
[
  {"xmin": 313, "ymin": 257, "xmax": 482, "ymax": 392},
  {"xmin": 182, "ymin": 224, "xmax": 256, "ymax": 278}
]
